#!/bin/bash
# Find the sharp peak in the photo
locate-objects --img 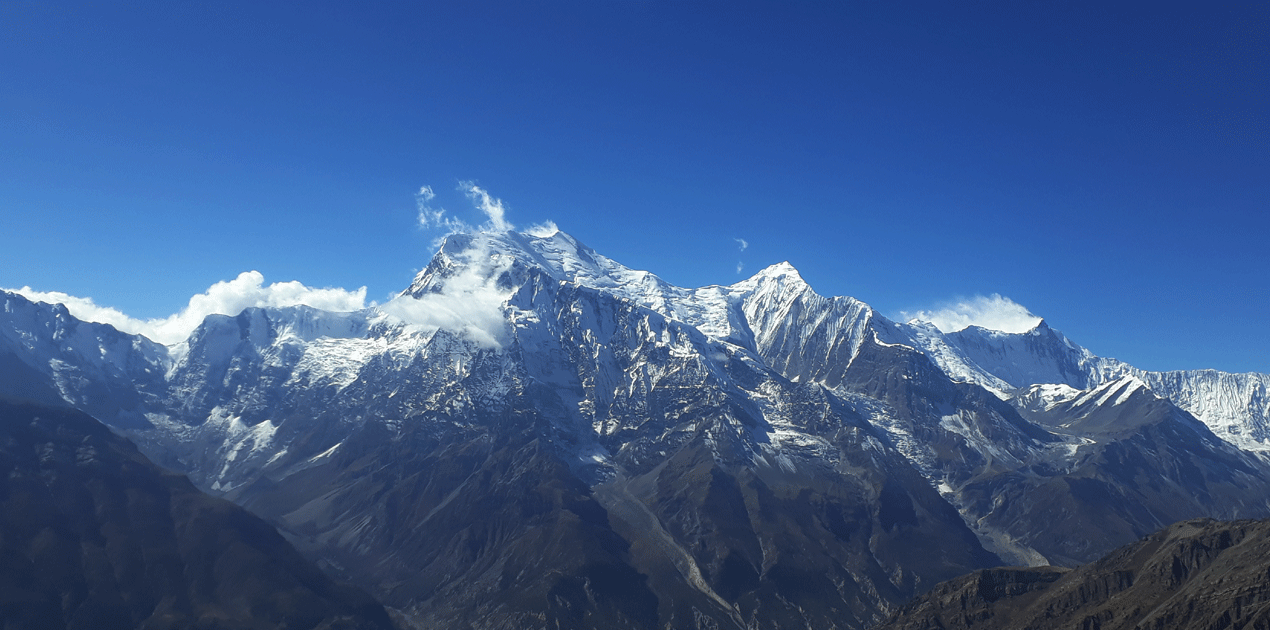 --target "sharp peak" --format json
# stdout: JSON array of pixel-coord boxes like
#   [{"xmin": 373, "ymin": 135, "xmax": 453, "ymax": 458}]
[
  {"xmin": 761, "ymin": 260, "xmax": 798, "ymax": 272},
  {"xmin": 737, "ymin": 262, "xmax": 877, "ymax": 310},
  {"xmin": 942, "ymin": 318, "xmax": 1051, "ymax": 336},
  {"xmin": 752, "ymin": 261, "xmax": 806, "ymax": 281},
  {"xmin": 1023, "ymin": 318, "xmax": 1052, "ymax": 334}
]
